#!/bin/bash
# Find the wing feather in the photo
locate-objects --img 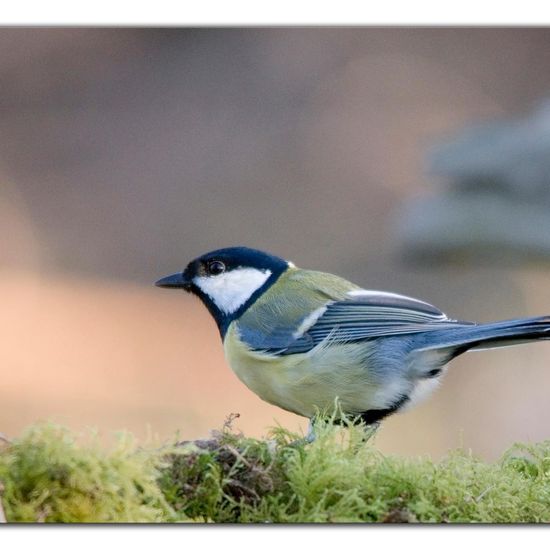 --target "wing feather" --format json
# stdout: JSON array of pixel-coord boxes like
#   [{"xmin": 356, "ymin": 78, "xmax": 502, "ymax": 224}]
[{"xmin": 248, "ymin": 290, "xmax": 472, "ymax": 355}]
